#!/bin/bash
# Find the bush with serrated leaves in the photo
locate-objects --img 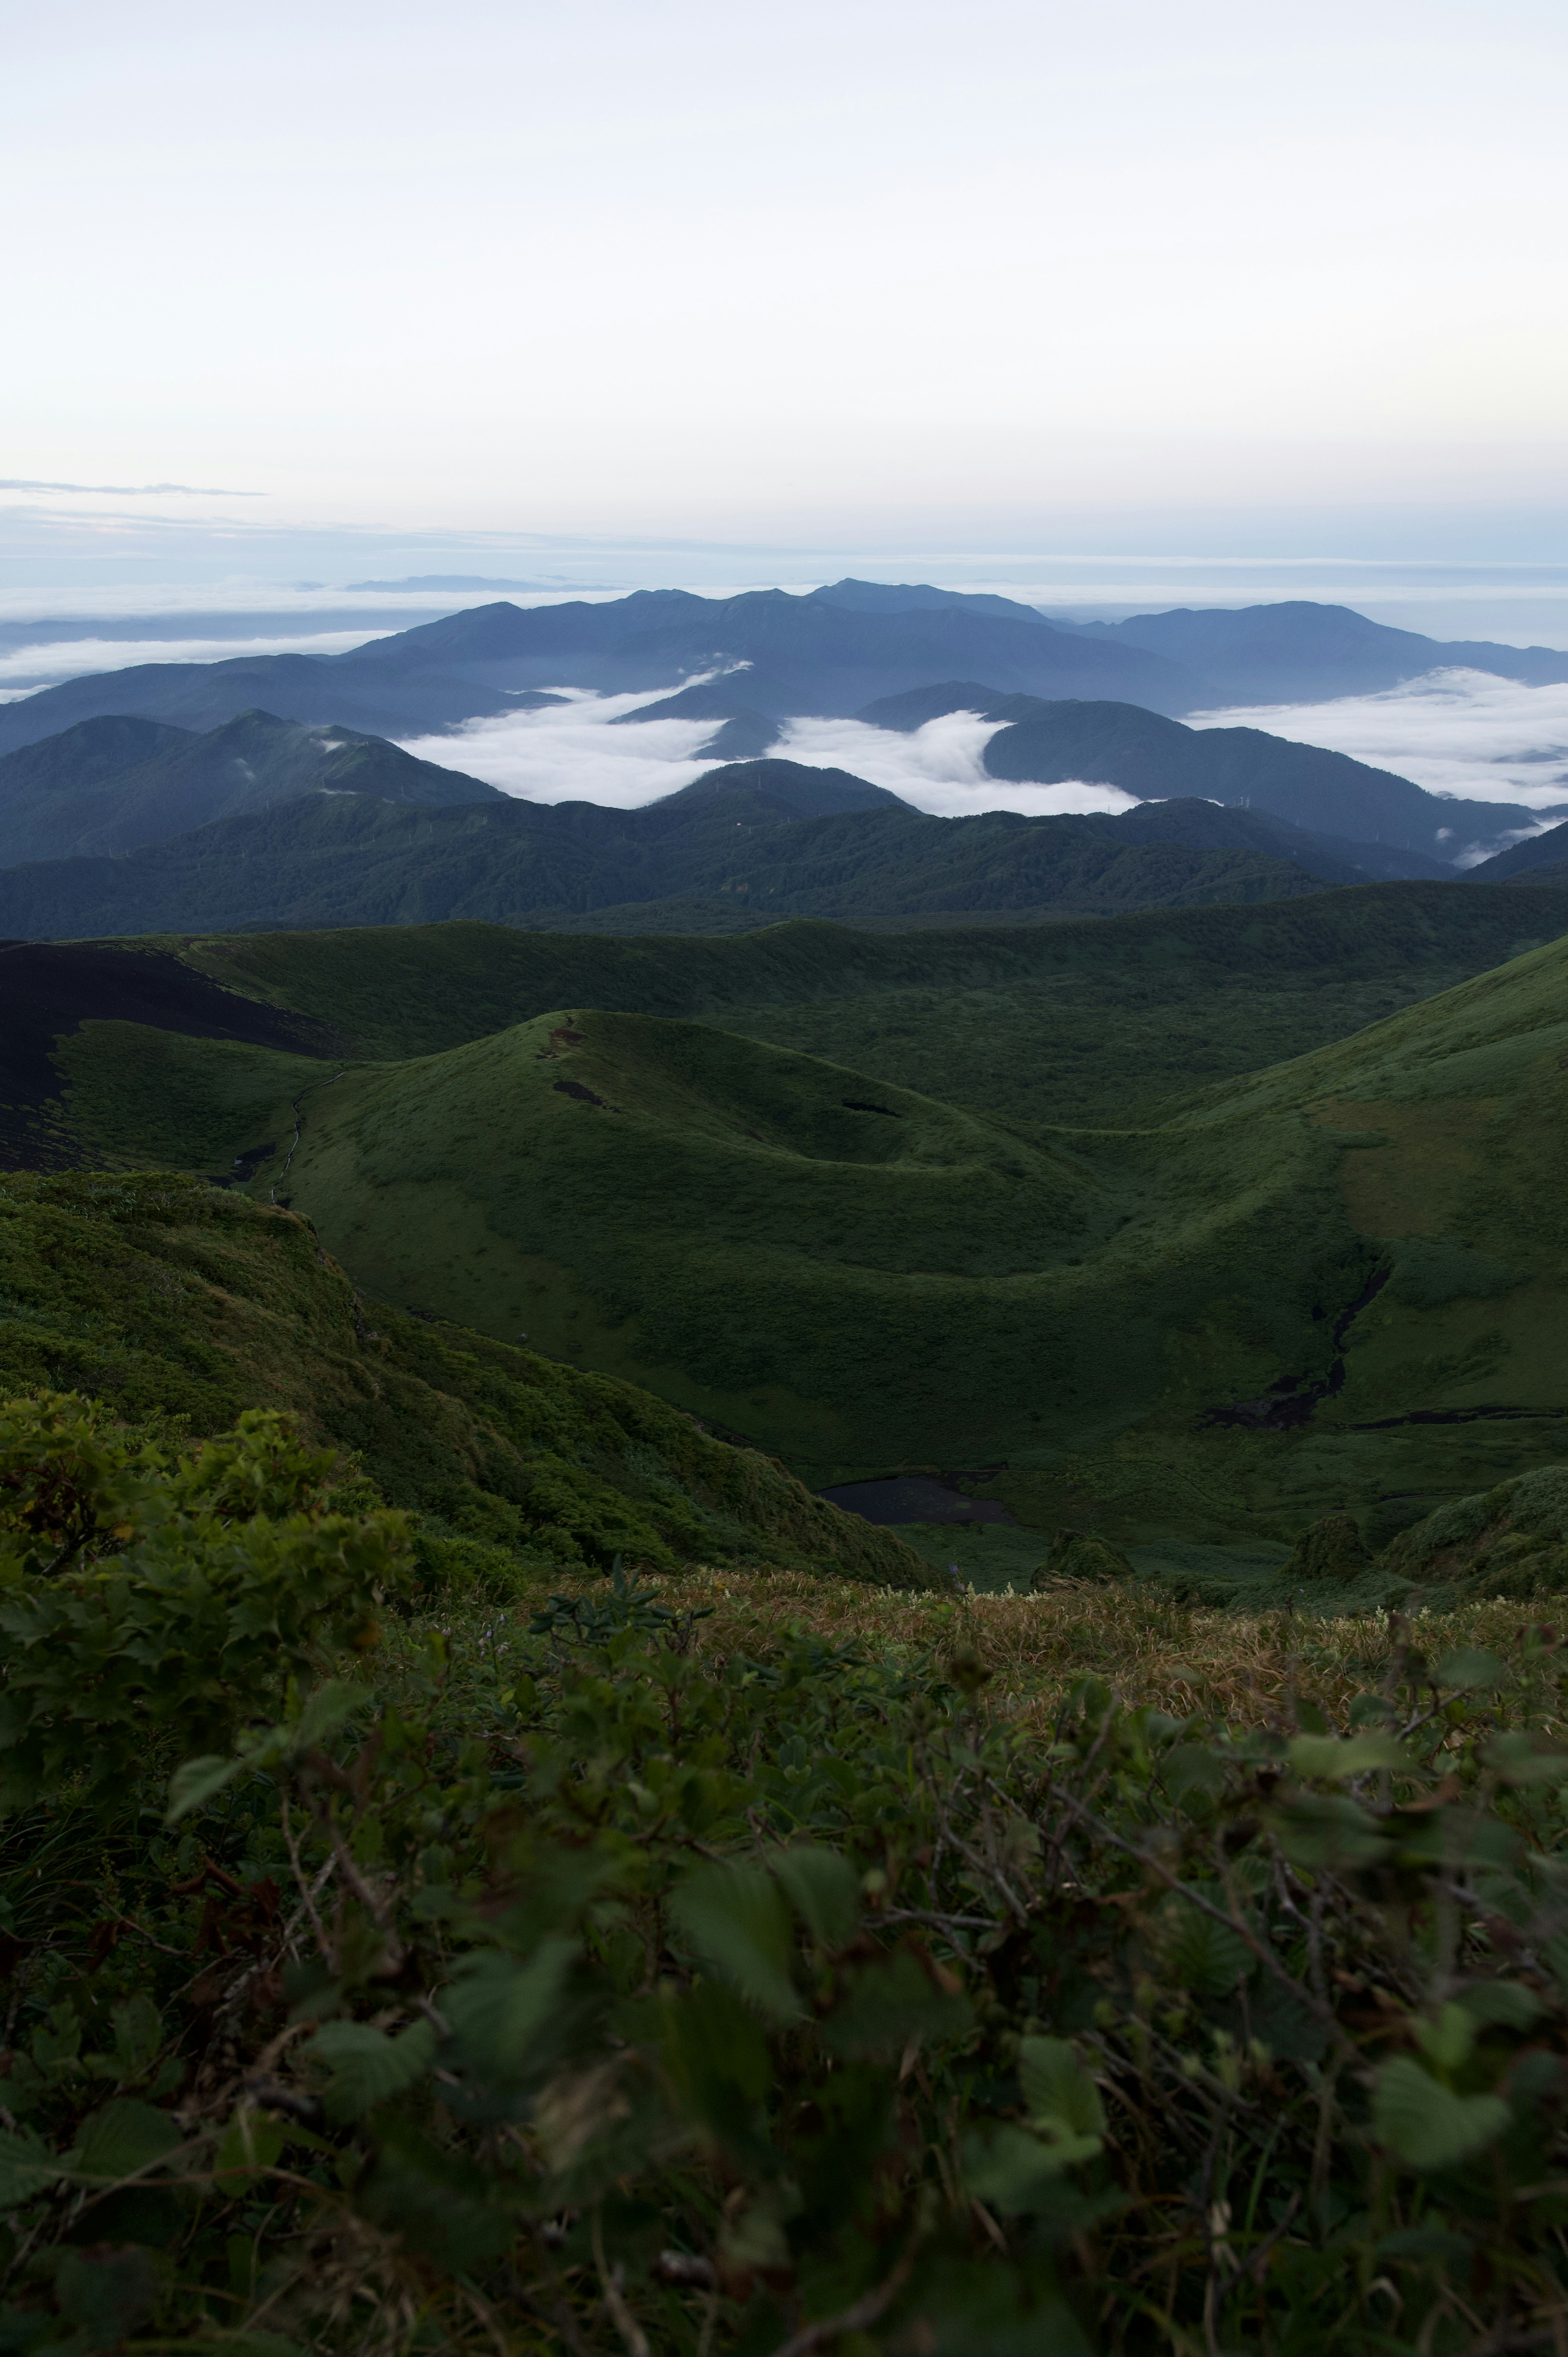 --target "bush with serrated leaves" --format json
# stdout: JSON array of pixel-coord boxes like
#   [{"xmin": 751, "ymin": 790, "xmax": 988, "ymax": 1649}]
[
  {"xmin": 0, "ymin": 1391, "xmax": 410, "ymax": 1807},
  {"xmin": 3, "ymin": 1419, "xmax": 1568, "ymax": 2350}
]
